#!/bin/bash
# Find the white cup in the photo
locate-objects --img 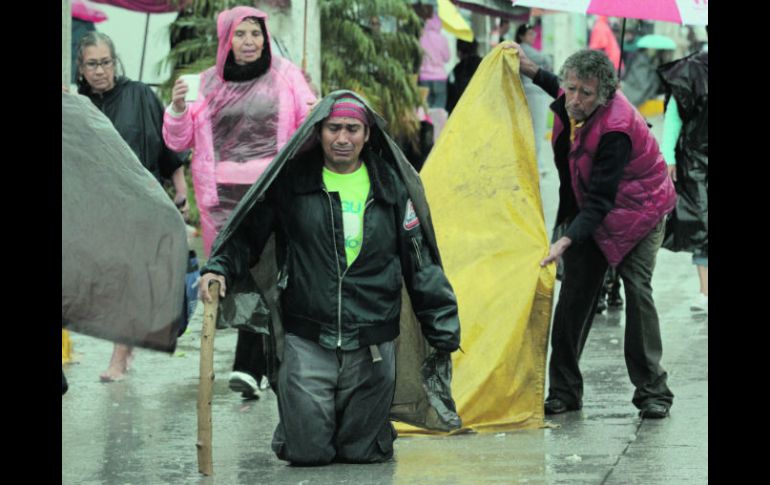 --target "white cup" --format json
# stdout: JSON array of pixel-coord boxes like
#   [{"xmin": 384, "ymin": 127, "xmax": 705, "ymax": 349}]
[{"xmin": 179, "ymin": 74, "xmax": 200, "ymax": 102}]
